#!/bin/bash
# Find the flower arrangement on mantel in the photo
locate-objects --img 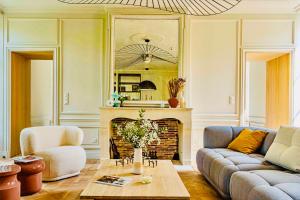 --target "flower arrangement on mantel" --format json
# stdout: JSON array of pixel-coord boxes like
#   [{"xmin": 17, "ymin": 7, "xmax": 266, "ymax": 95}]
[
  {"xmin": 116, "ymin": 109, "xmax": 166, "ymax": 174},
  {"xmin": 168, "ymin": 78, "xmax": 186, "ymax": 108}
]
